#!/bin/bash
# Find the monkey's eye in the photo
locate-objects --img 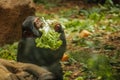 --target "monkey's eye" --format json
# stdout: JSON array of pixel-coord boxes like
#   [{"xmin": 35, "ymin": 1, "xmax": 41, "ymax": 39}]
[{"xmin": 34, "ymin": 17, "xmax": 43, "ymax": 29}]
